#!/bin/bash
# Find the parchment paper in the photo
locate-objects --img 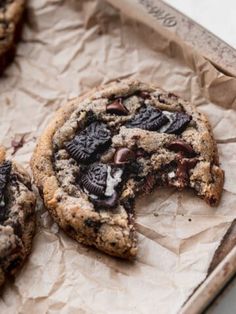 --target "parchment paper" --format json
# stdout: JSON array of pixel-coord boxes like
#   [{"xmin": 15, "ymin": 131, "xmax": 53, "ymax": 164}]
[{"xmin": 0, "ymin": 0, "xmax": 235, "ymax": 313}]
